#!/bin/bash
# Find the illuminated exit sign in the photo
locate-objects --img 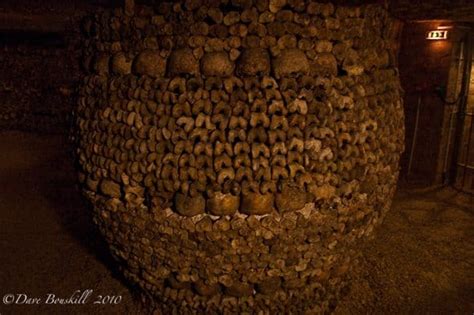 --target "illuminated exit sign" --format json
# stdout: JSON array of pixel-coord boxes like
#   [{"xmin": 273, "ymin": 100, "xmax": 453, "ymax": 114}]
[{"xmin": 427, "ymin": 30, "xmax": 448, "ymax": 40}]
